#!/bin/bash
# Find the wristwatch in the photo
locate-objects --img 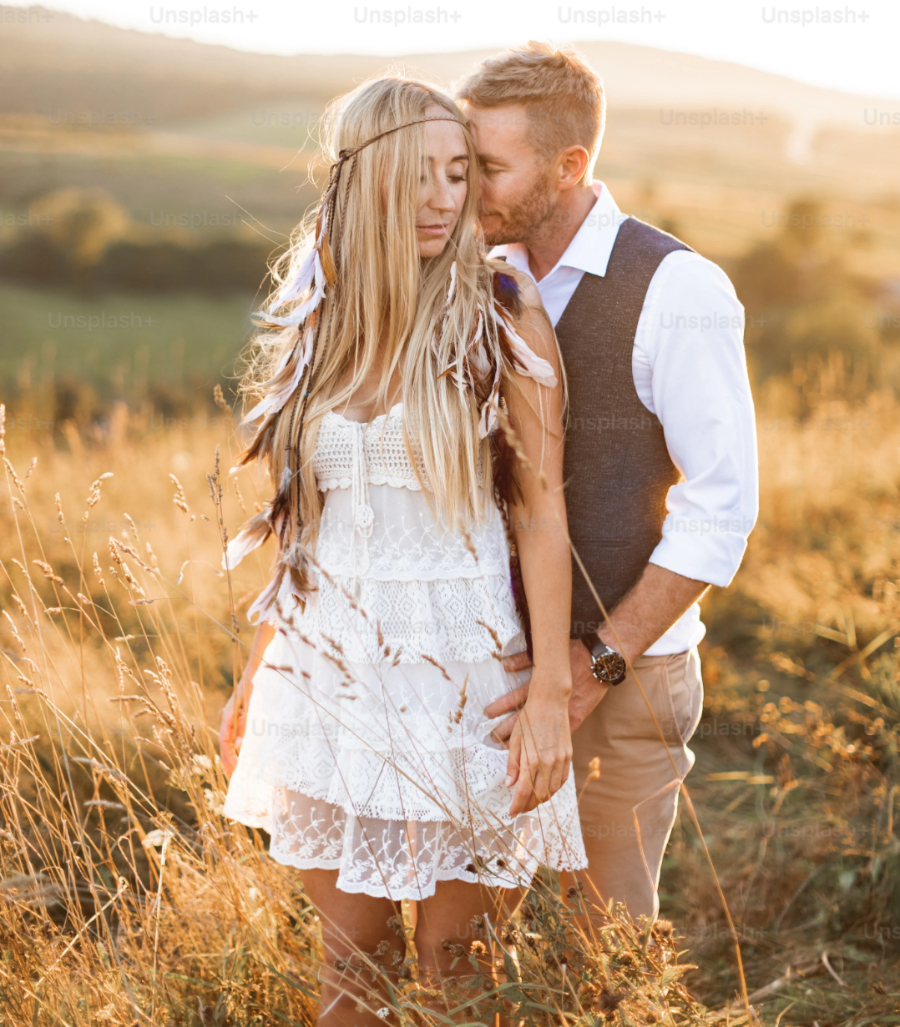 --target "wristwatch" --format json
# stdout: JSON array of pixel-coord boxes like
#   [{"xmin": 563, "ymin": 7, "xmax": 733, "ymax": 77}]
[{"xmin": 580, "ymin": 631, "xmax": 628, "ymax": 685}]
